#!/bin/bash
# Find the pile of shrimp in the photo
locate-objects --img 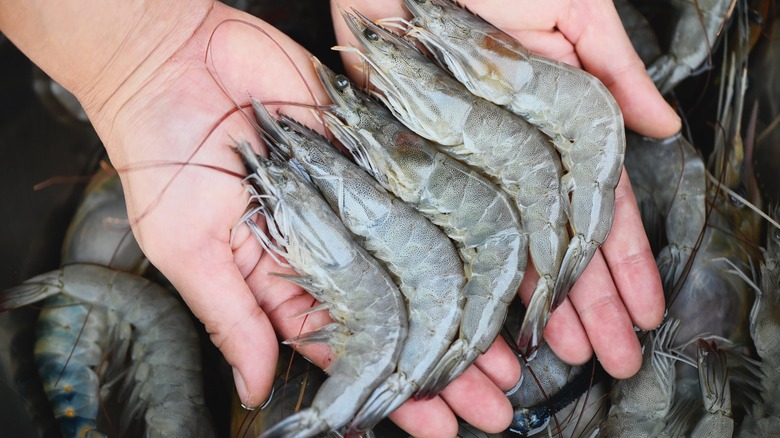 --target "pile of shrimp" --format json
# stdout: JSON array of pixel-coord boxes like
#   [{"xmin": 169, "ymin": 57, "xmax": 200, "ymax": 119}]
[
  {"xmin": 0, "ymin": 169, "xmax": 217, "ymax": 438},
  {"xmin": 603, "ymin": 0, "xmax": 780, "ymax": 436},
  {"xmin": 6, "ymin": 0, "xmax": 780, "ymax": 436},
  {"xmin": 235, "ymin": 0, "xmax": 780, "ymax": 436},
  {"xmin": 223, "ymin": 0, "xmax": 629, "ymax": 435}
]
